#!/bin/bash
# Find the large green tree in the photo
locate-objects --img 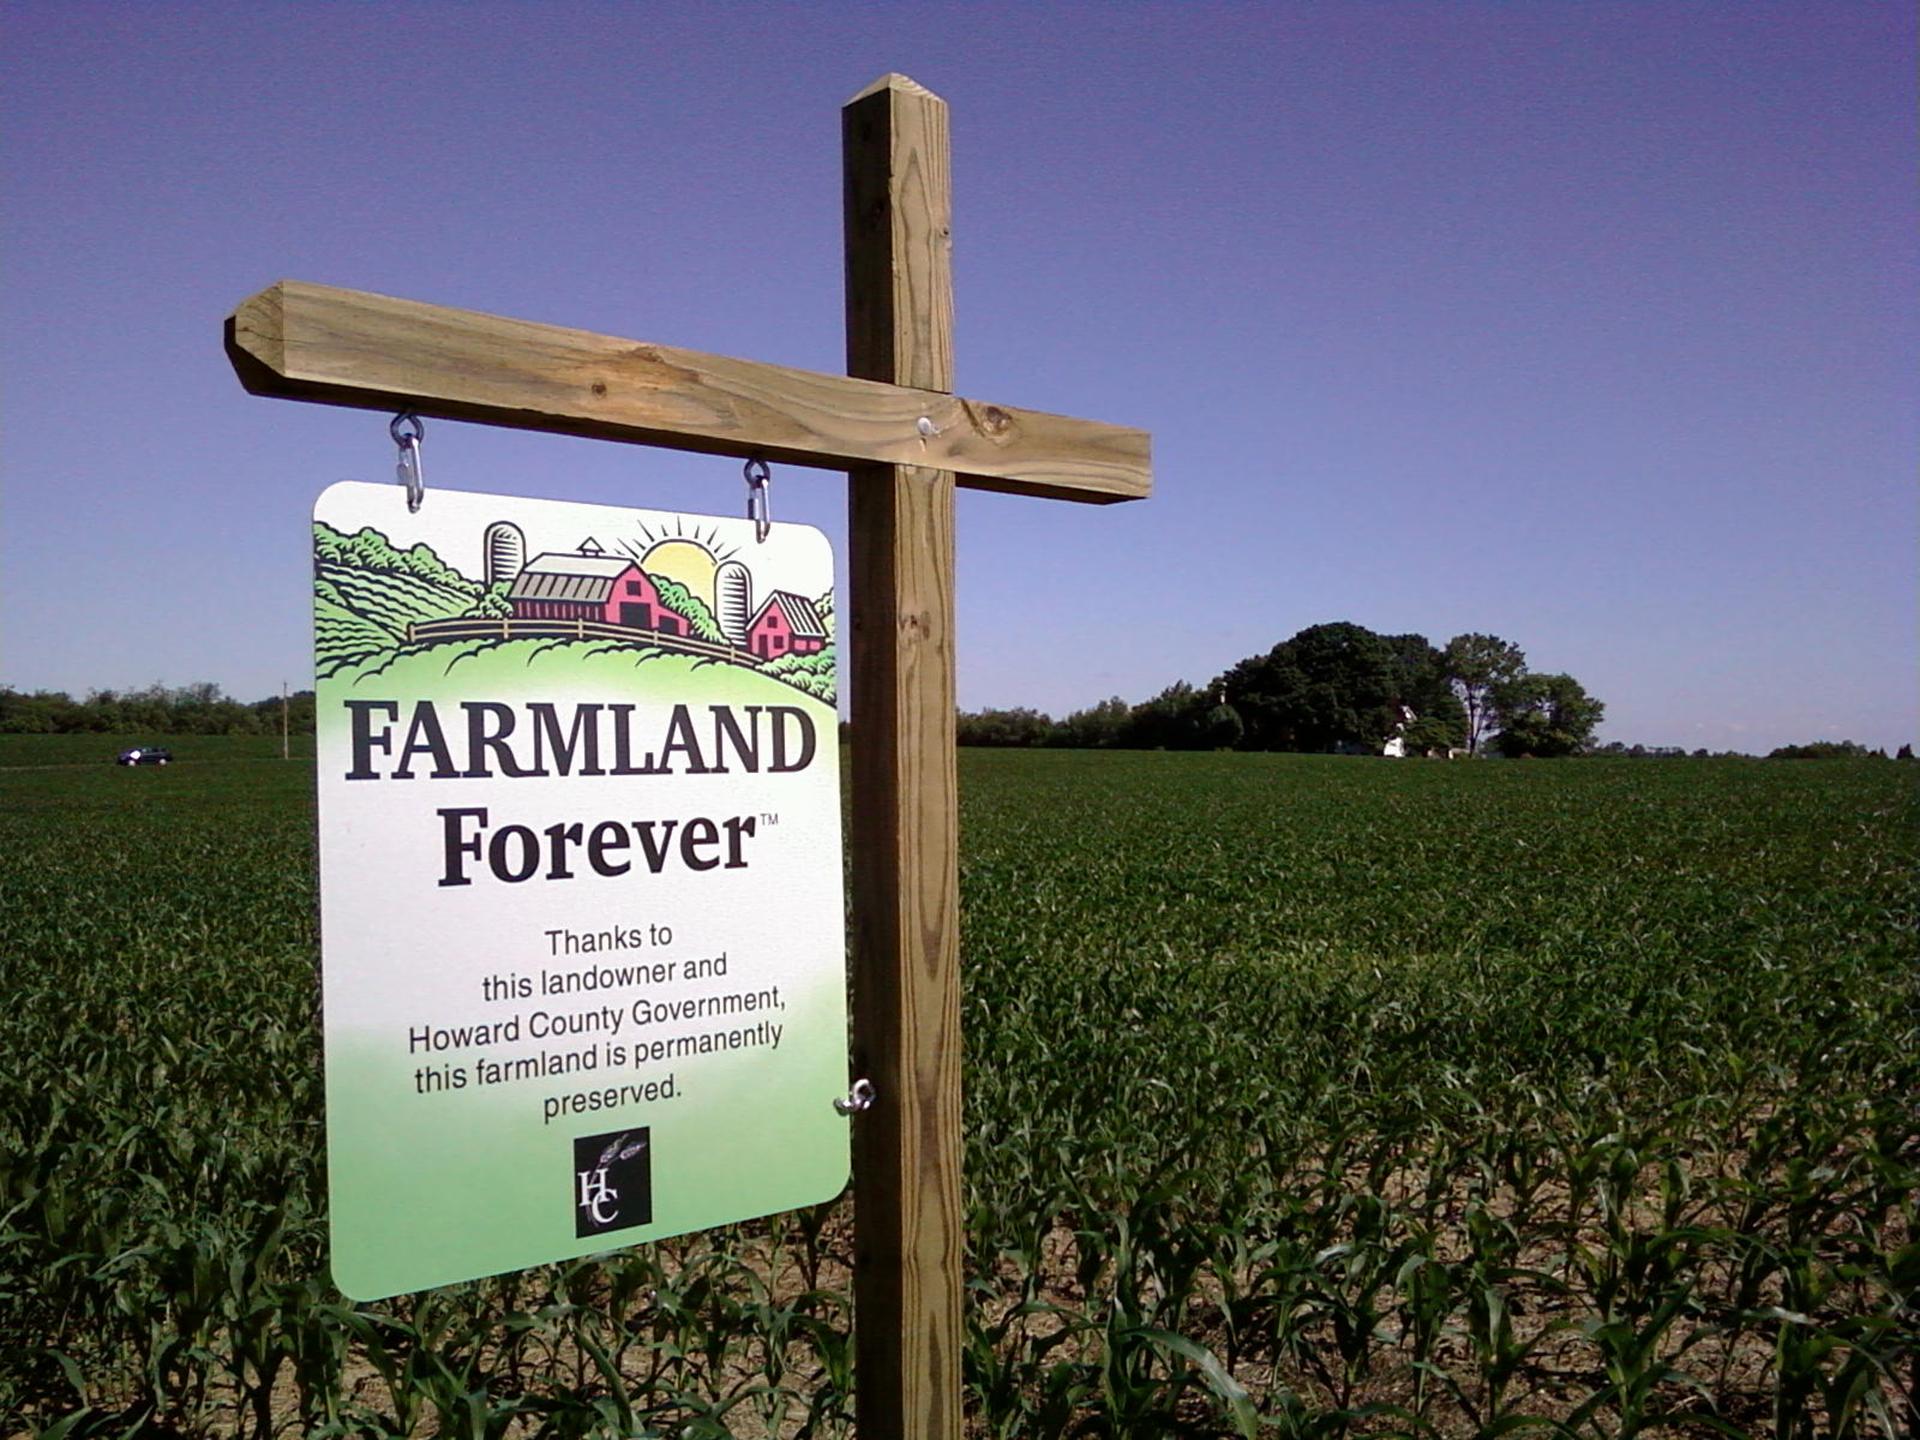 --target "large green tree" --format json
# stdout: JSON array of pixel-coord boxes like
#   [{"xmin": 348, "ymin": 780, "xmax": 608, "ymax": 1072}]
[
  {"xmin": 1490, "ymin": 672, "xmax": 1605, "ymax": 757},
  {"xmin": 1054, "ymin": 696, "xmax": 1130, "ymax": 749},
  {"xmin": 956, "ymin": 706, "xmax": 1056, "ymax": 747},
  {"xmin": 1382, "ymin": 632, "xmax": 1468, "ymax": 750},
  {"xmin": 1443, "ymin": 633, "xmax": 1527, "ymax": 755},
  {"xmin": 1119, "ymin": 682, "xmax": 1208, "ymax": 749},
  {"xmin": 1216, "ymin": 622, "xmax": 1402, "ymax": 752}
]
